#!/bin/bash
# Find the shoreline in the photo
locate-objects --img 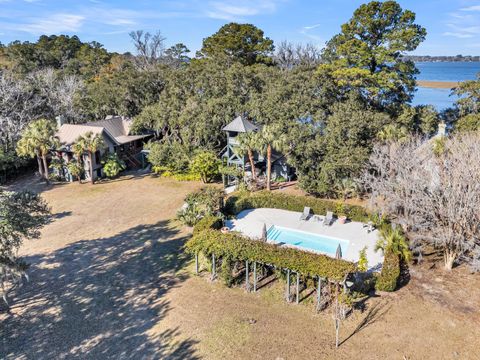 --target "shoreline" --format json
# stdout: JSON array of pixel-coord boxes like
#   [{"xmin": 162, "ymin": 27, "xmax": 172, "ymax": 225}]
[{"xmin": 417, "ymin": 80, "xmax": 459, "ymax": 89}]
